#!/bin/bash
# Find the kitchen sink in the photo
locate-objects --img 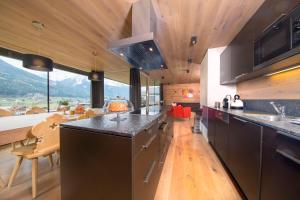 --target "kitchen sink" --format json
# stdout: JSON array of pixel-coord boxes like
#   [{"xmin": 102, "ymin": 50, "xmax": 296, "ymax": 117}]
[
  {"xmin": 243, "ymin": 112, "xmax": 300, "ymax": 124},
  {"xmin": 286, "ymin": 118, "xmax": 300, "ymax": 125},
  {"xmin": 243, "ymin": 113, "xmax": 283, "ymax": 122}
]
